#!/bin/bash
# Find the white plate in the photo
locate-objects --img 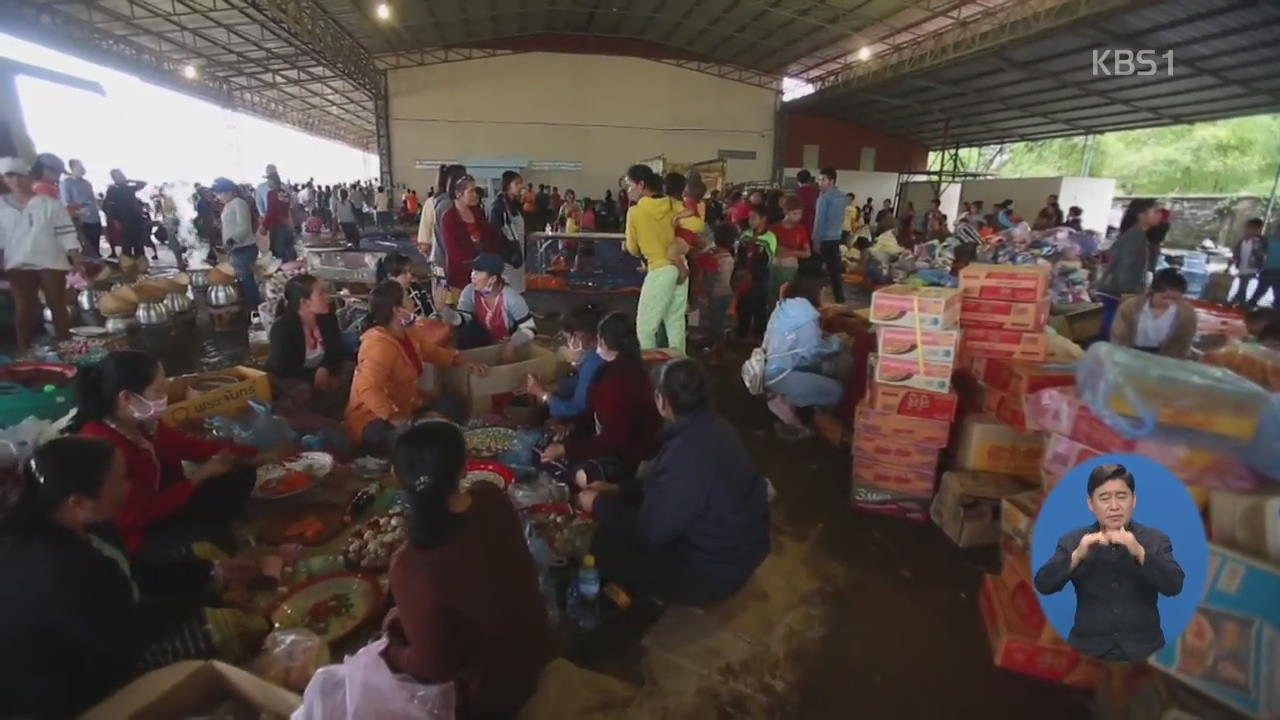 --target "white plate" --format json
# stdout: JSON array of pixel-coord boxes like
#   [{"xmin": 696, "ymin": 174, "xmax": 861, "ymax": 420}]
[
  {"xmin": 70, "ymin": 326, "xmax": 110, "ymax": 337},
  {"xmin": 253, "ymin": 451, "xmax": 335, "ymax": 499}
]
